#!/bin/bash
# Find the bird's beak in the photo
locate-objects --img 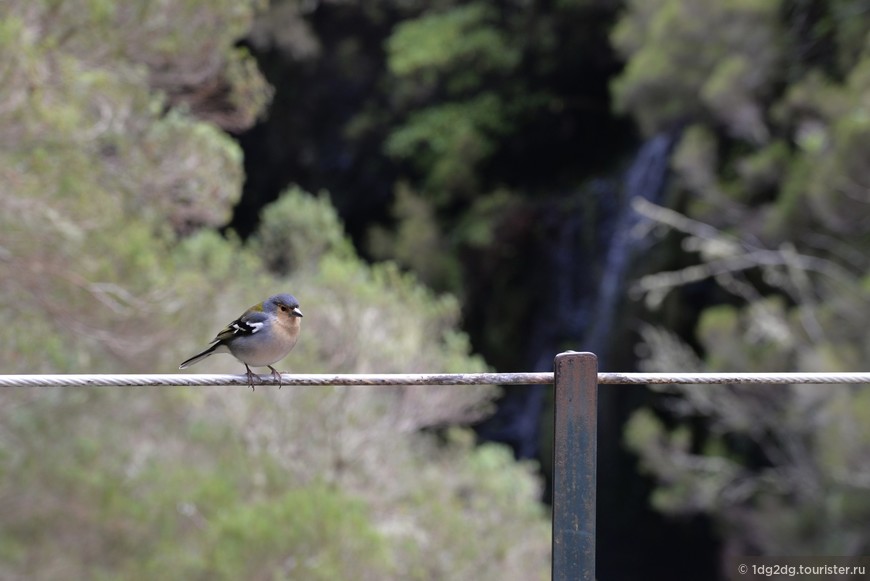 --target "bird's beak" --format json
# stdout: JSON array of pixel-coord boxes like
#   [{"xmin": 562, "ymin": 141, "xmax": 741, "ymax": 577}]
[{"xmin": 292, "ymin": 307, "xmax": 304, "ymax": 318}]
